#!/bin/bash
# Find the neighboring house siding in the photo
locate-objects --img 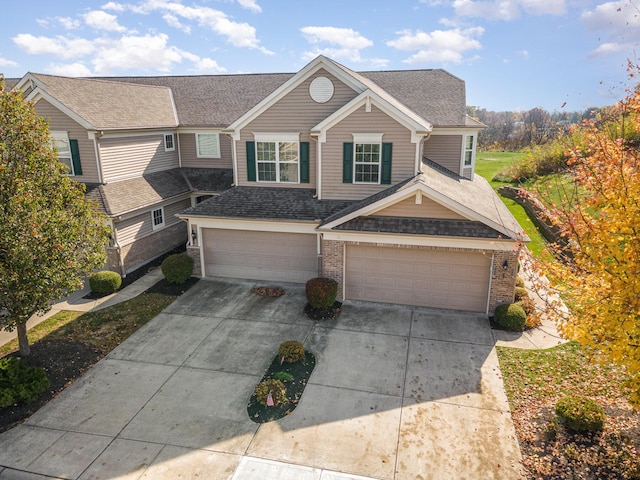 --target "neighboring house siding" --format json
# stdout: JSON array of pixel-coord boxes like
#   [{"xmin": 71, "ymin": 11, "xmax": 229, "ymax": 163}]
[
  {"xmin": 99, "ymin": 134, "xmax": 179, "ymax": 182},
  {"xmin": 321, "ymin": 105, "xmax": 415, "ymax": 200},
  {"xmin": 179, "ymin": 132, "xmax": 233, "ymax": 169},
  {"xmin": 34, "ymin": 99, "xmax": 99, "ymax": 183},
  {"xmin": 115, "ymin": 197, "xmax": 190, "ymax": 246},
  {"xmin": 423, "ymin": 135, "xmax": 463, "ymax": 175},
  {"xmin": 372, "ymin": 196, "xmax": 466, "ymax": 219},
  {"xmin": 236, "ymin": 69, "xmax": 359, "ymax": 188}
]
